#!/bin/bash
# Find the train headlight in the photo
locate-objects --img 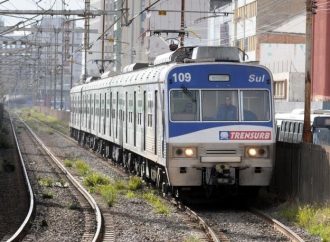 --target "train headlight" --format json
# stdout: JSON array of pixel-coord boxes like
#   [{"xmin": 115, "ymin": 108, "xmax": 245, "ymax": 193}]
[
  {"xmin": 173, "ymin": 147, "xmax": 197, "ymax": 158},
  {"xmin": 245, "ymin": 146, "xmax": 269, "ymax": 158}
]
